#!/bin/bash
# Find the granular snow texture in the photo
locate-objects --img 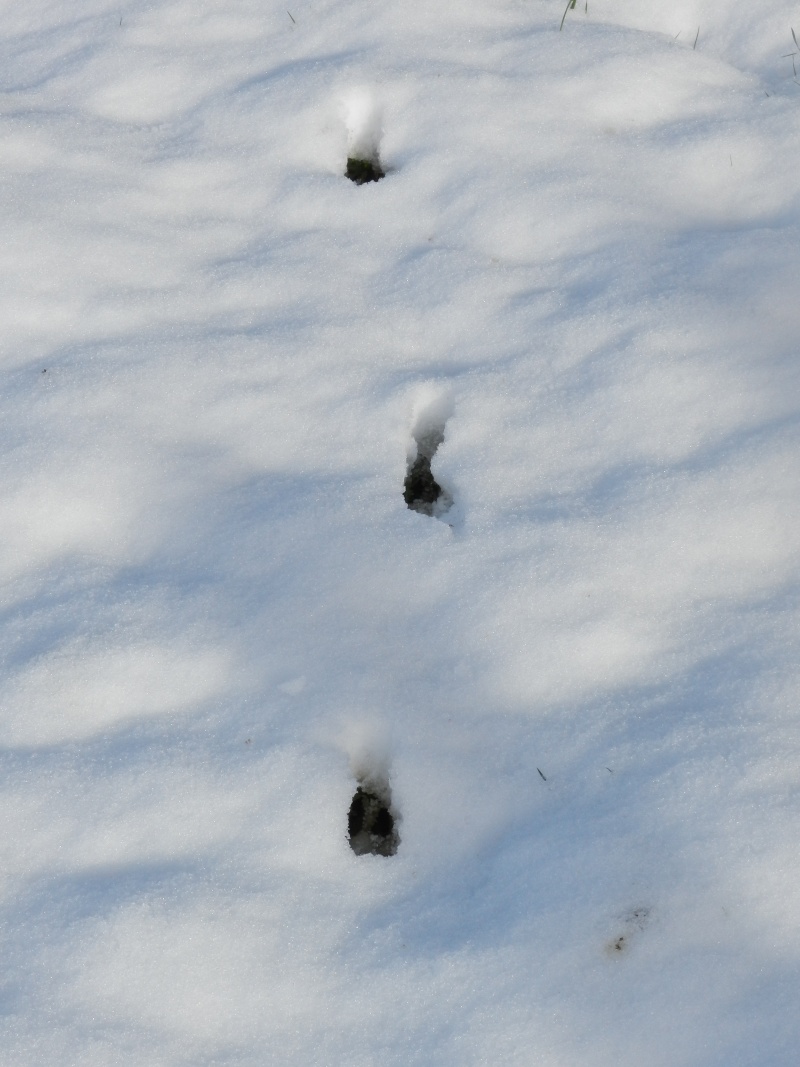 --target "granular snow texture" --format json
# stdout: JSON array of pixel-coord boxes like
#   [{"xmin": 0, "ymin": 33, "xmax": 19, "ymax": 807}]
[{"xmin": 1, "ymin": 1, "xmax": 799, "ymax": 1064}]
